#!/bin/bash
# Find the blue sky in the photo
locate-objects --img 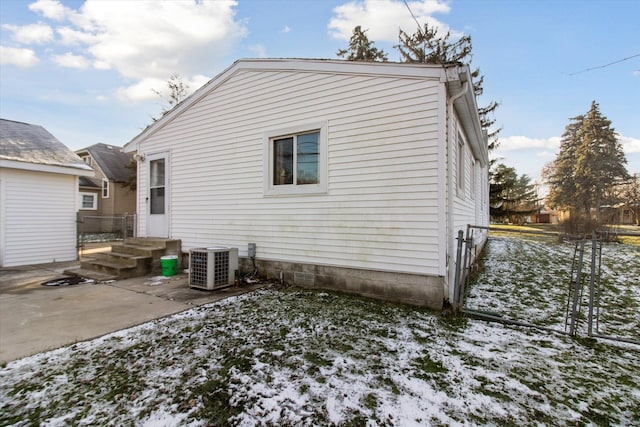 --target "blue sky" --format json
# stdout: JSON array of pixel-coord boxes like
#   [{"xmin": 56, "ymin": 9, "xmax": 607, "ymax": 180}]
[{"xmin": 1, "ymin": 0, "xmax": 638, "ymax": 182}]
